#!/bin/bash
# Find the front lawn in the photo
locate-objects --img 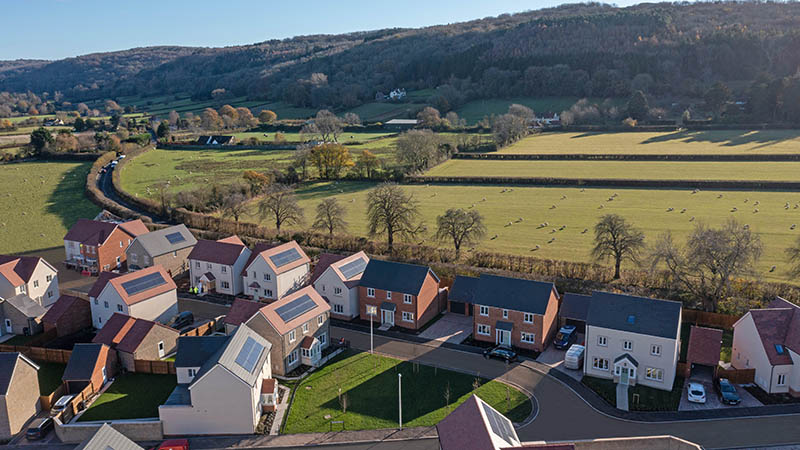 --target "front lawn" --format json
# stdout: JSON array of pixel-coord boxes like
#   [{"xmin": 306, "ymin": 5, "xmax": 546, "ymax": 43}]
[
  {"xmin": 37, "ymin": 363, "xmax": 66, "ymax": 395},
  {"xmin": 283, "ymin": 350, "xmax": 532, "ymax": 433},
  {"xmin": 582, "ymin": 375, "xmax": 684, "ymax": 412},
  {"xmin": 76, "ymin": 373, "xmax": 176, "ymax": 422}
]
